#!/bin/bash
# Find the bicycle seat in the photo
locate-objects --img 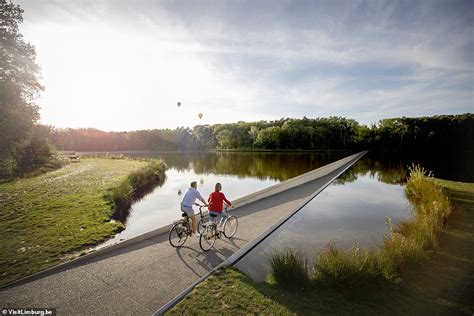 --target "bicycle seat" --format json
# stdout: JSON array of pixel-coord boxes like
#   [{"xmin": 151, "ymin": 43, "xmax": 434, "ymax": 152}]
[{"xmin": 181, "ymin": 212, "xmax": 188, "ymax": 217}]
